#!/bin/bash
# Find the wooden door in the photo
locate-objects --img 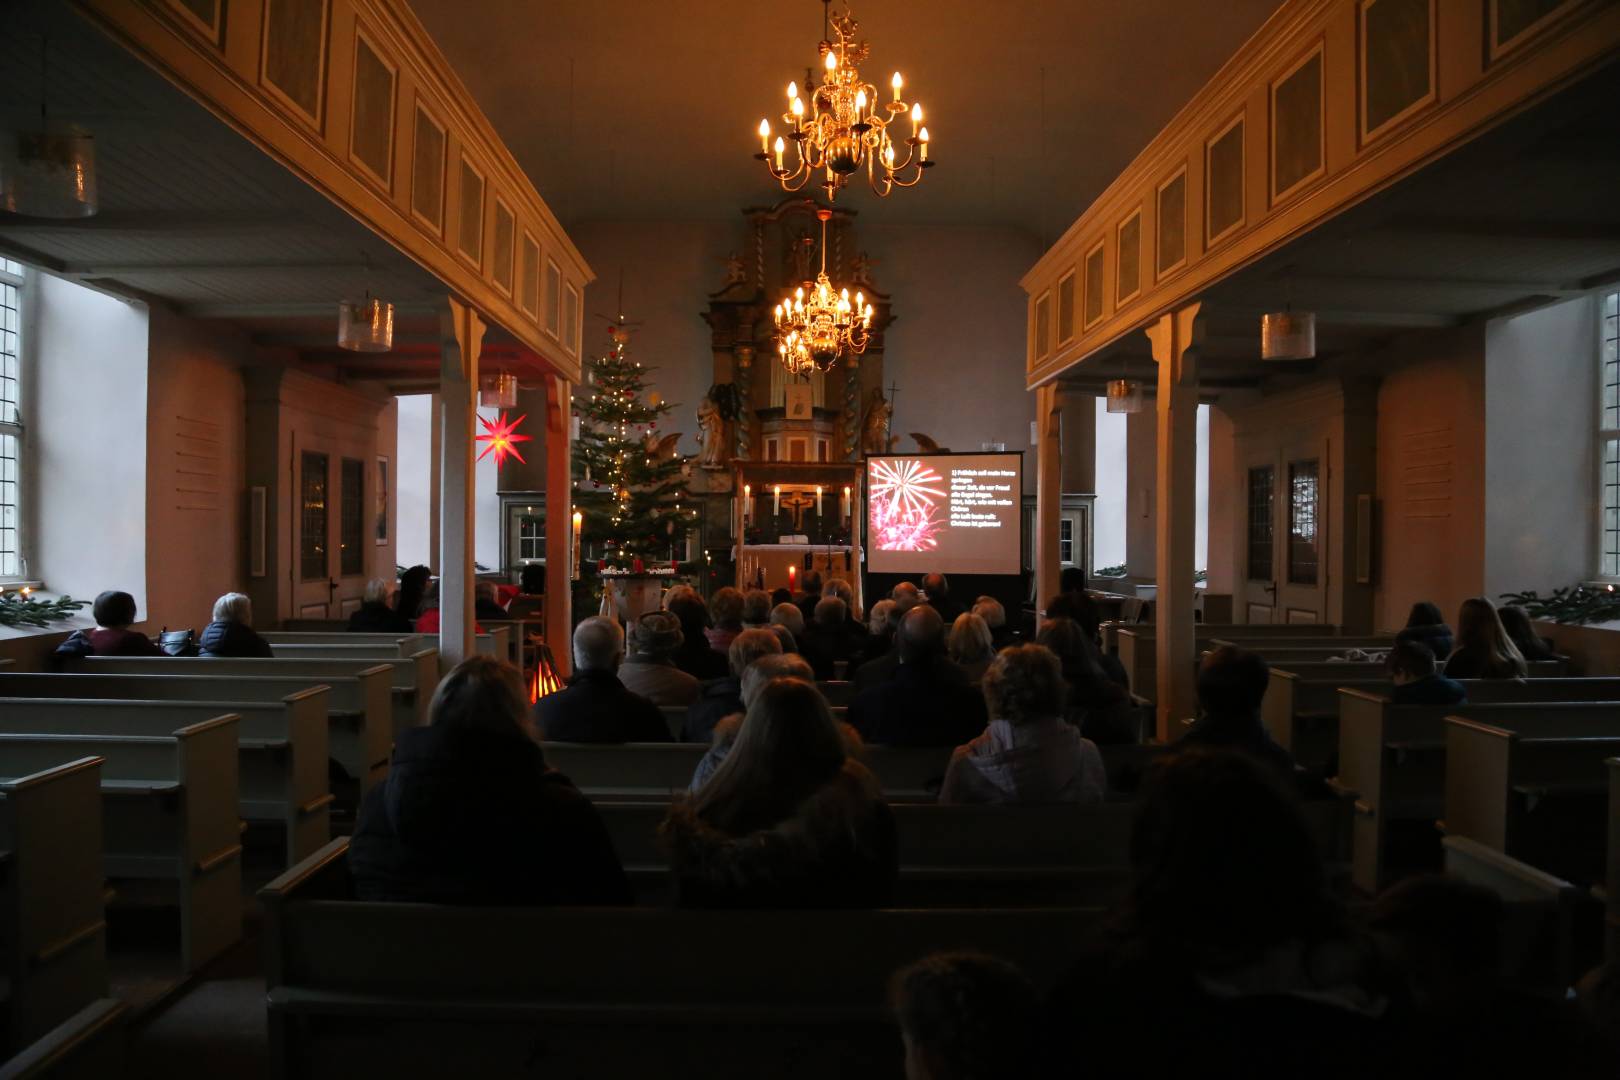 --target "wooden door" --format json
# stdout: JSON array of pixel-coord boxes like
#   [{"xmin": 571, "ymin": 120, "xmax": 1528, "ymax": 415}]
[
  {"xmin": 1239, "ymin": 436, "xmax": 1330, "ymax": 624},
  {"xmin": 293, "ymin": 441, "xmax": 370, "ymax": 618}
]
